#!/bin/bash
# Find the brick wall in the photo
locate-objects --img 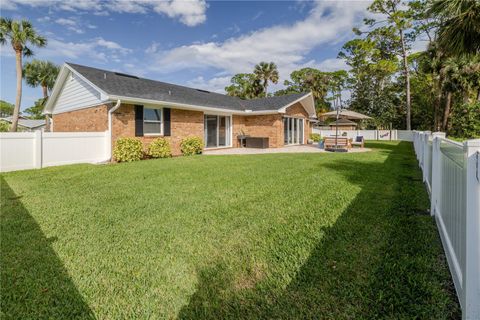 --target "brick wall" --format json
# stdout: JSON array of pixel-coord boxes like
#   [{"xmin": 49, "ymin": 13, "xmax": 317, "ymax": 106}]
[
  {"xmin": 111, "ymin": 104, "xmax": 203, "ymax": 156},
  {"xmin": 232, "ymin": 115, "xmax": 246, "ymax": 147},
  {"xmin": 52, "ymin": 101, "xmax": 313, "ymax": 153},
  {"xmin": 52, "ymin": 104, "xmax": 109, "ymax": 132},
  {"xmin": 232, "ymin": 102, "xmax": 311, "ymax": 147},
  {"xmin": 285, "ymin": 102, "xmax": 311, "ymax": 144}
]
